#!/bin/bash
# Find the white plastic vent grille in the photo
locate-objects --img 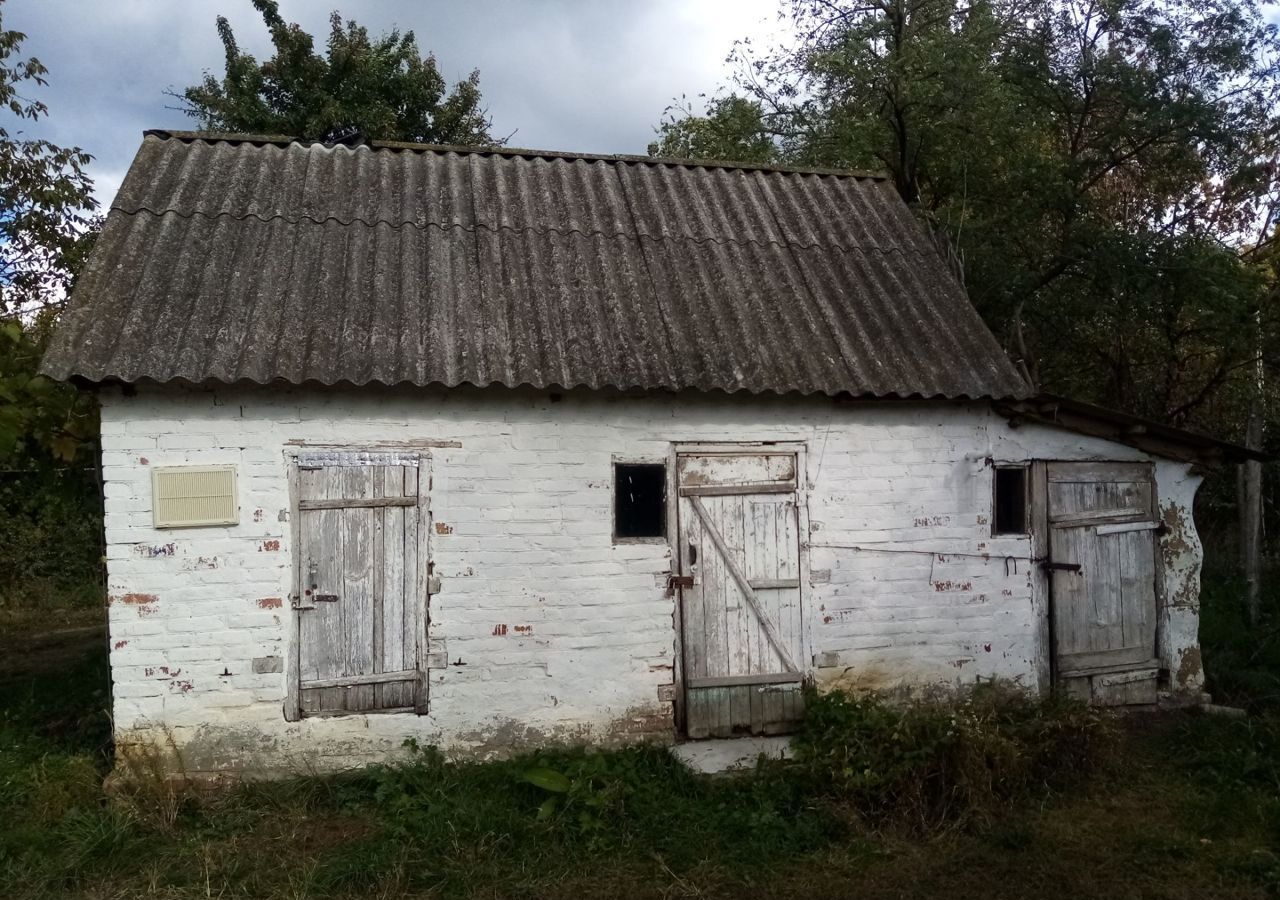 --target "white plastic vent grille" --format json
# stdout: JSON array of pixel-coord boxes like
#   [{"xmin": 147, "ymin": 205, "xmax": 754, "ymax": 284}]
[{"xmin": 152, "ymin": 466, "xmax": 239, "ymax": 528}]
